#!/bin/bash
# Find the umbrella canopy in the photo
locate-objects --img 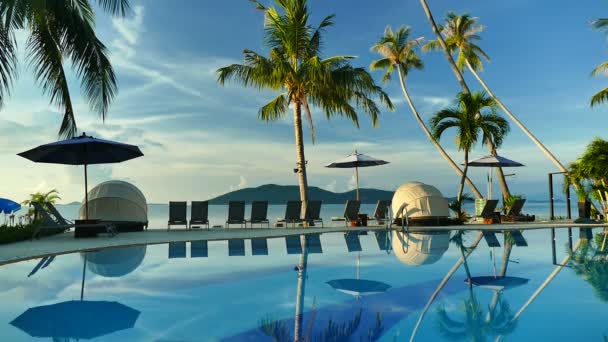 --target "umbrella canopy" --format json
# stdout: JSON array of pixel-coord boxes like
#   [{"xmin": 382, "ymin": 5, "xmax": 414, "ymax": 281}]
[
  {"xmin": 325, "ymin": 151, "xmax": 389, "ymax": 201},
  {"xmin": 0, "ymin": 198, "xmax": 21, "ymax": 214},
  {"xmin": 10, "ymin": 300, "xmax": 140, "ymax": 340},
  {"xmin": 18, "ymin": 133, "xmax": 143, "ymax": 218},
  {"xmin": 467, "ymin": 154, "xmax": 524, "ymax": 167},
  {"xmin": 467, "ymin": 276, "xmax": 530, "ymax": 291},
  {"xmin": 327, "ymin": 279, "xmax": 391, "ymax": 298}
]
